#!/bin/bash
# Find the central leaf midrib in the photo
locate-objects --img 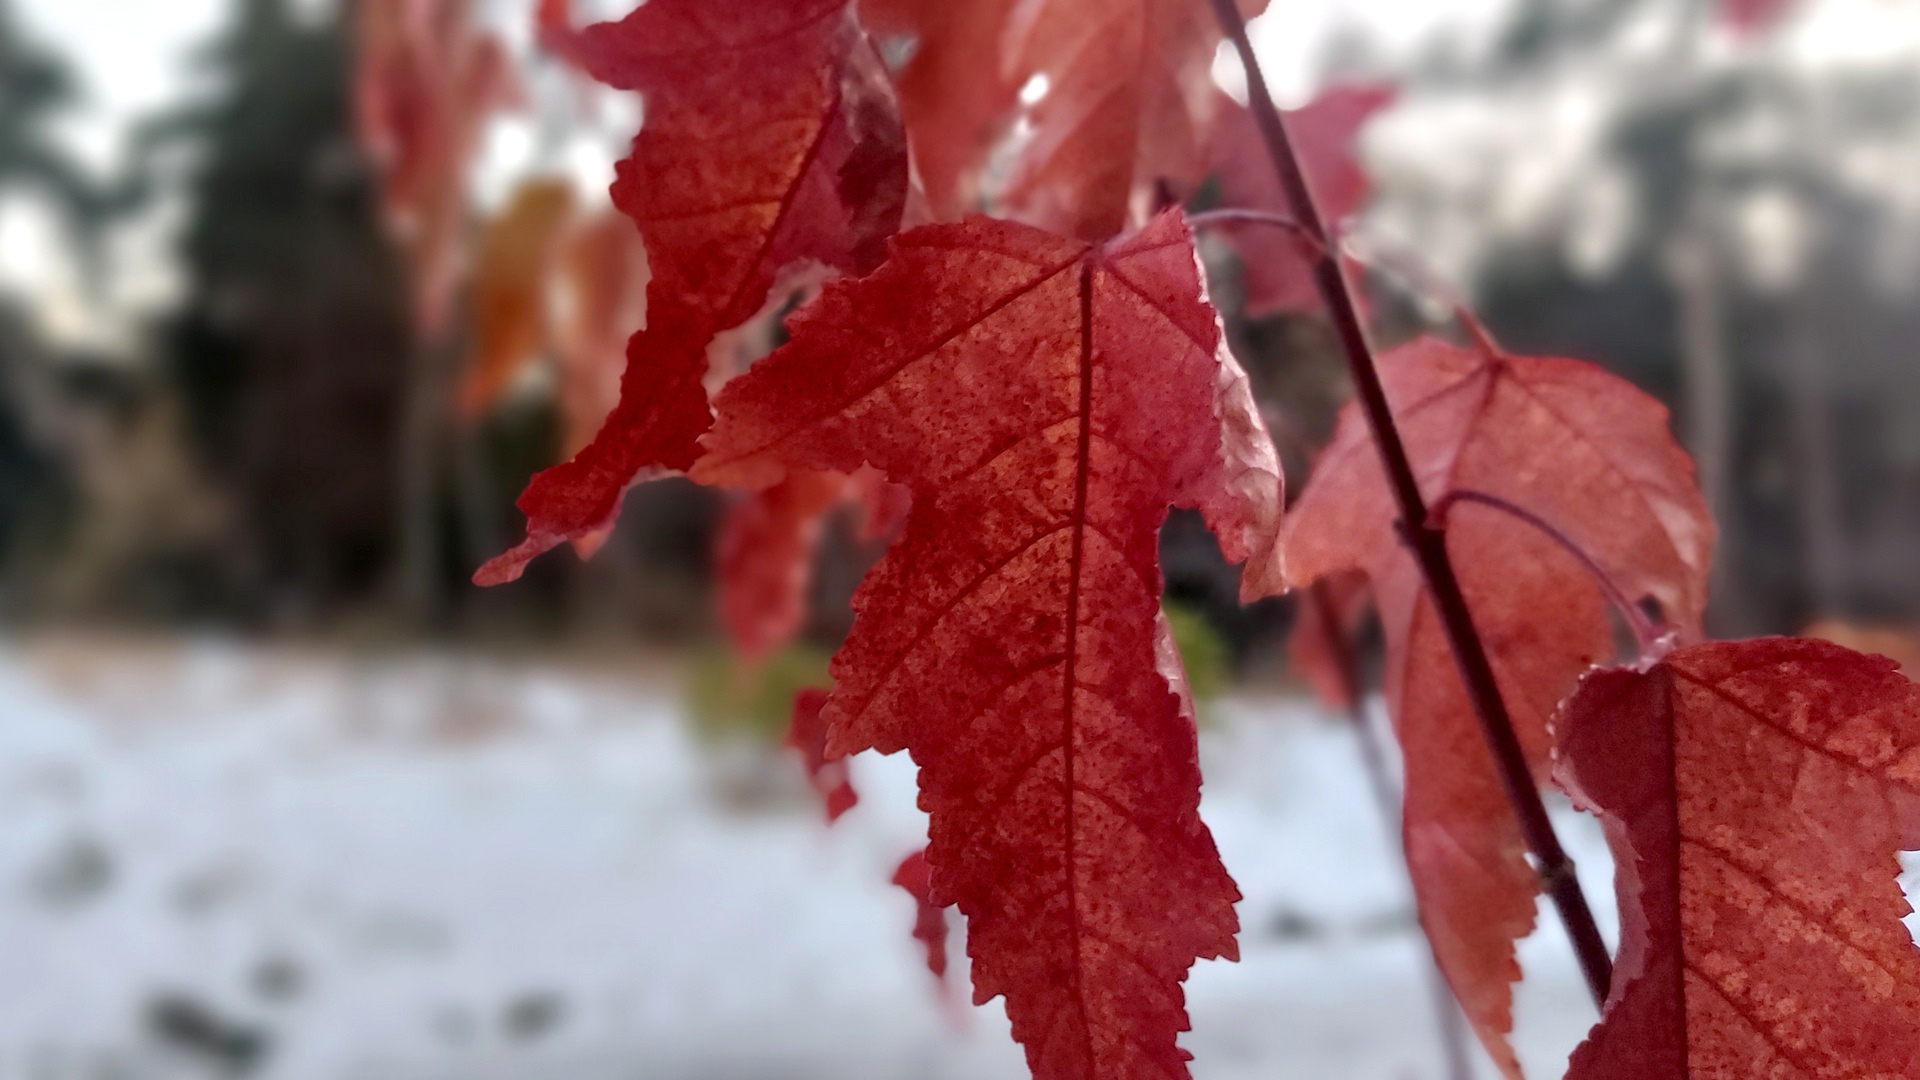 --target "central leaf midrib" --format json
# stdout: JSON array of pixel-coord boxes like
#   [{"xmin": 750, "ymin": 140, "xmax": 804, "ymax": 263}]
[{"xmin": 1060, "ymin": 257, "xmax": 1097, "ymax": 1073}]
